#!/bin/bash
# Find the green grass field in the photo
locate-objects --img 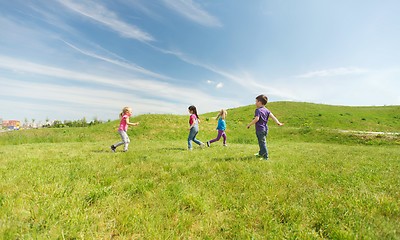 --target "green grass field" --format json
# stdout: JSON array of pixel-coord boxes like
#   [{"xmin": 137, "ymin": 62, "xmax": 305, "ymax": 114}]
[{"xmin": 1, "ymin": 102, "xmax": 399, "ymax": 239}]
